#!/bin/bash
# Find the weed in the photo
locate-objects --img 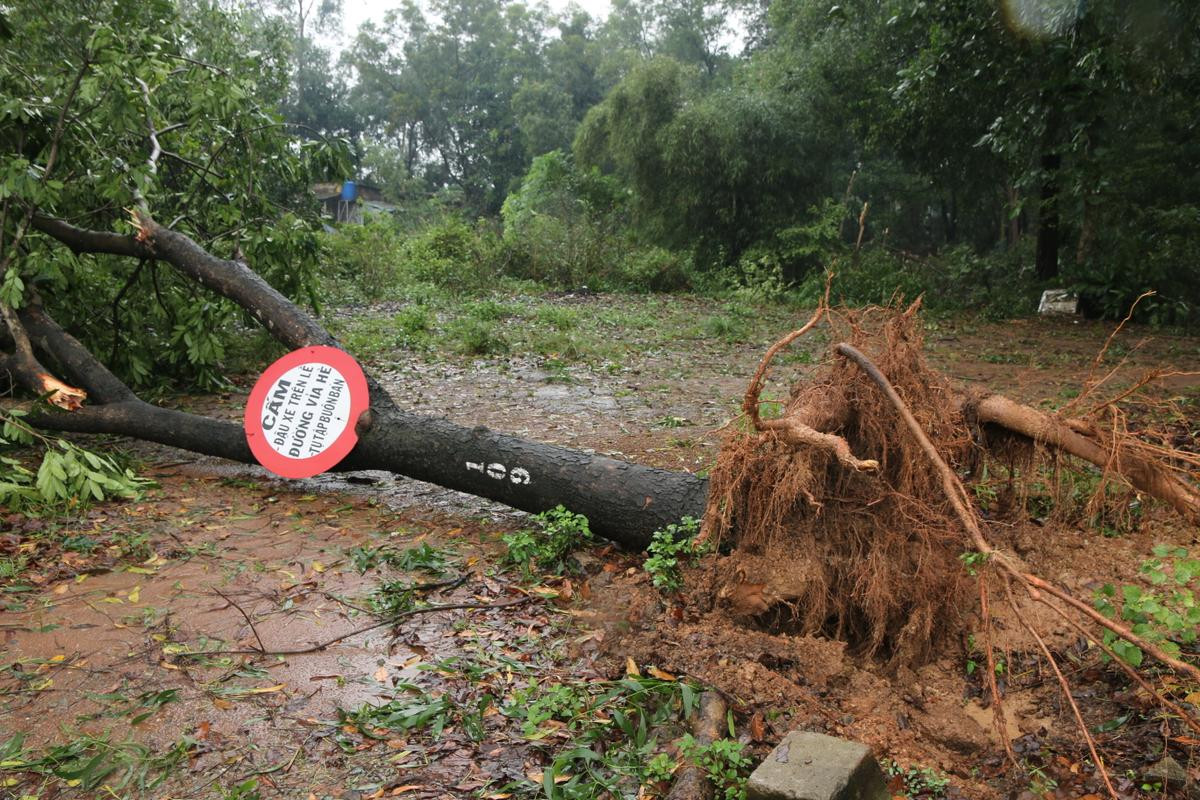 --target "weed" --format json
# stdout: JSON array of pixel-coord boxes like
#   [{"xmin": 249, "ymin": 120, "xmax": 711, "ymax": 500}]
[
  {"xmin": 449, "ymin": 316, "xmax": 508, "ymax": 355},
  {"xmin": 958, "ymin": 550, "xmax": 990, "ymax": 577},
  {"xmin": 529, "ymin": 330, "xmax": 587, "ymax": 360},
  {"xmin": 678, "ymin": 735, "xmax": 752, "ymax": 800},
  {"xmin": 0, "ymin": 555, "xmax": 28, "ymax": 579},
  {"xmin": 349, "ymin": 542, "xmax": 451, "ymax": 575},
  {"xmin": 61, "ymin": 533, "xmax": 99, "ymax": 553},
  {"xmin": 502, "ymin": 505, "xmax": 593, "ymax": 577},
  {"xmin": 881, "ymin": 759, "xmax": 951, "ymax": 798},
  {"xmin": 656, "ymin": 415, "xmax": 692, "ymax": 429},
  {"xmin": 1093, "ymin": 544, "xmax": 1199, "ymax": 667},
  {"xmin": 644, "ymin": 516, "xmax": 708, "ymax": 592},
  {"xmin": 534, "ymin": 305, "xmax": 580, "ymax": 330},
  {"xmin": 464, "ymin": 299, "xmax": 518, "ymax": 321},
  {"xmin": 501, "ymin": 675, "xmax": 701, "ymax": 798},
  {"xmin": 702, "ymin": 314, "xmax": 747, "ymax": 342}
]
